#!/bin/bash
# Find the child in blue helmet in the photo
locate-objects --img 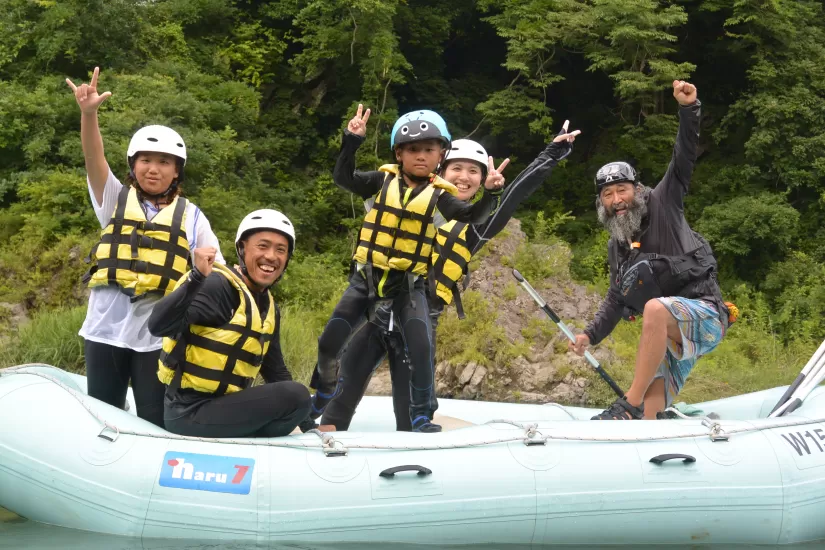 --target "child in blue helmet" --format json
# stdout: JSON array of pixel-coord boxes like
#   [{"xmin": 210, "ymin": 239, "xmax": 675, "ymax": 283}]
[{"xmin": 311, "ymin": 105, "xmax": 504, "ymax": 432}]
